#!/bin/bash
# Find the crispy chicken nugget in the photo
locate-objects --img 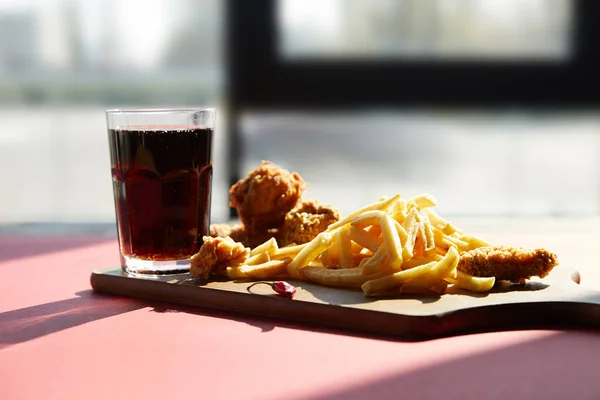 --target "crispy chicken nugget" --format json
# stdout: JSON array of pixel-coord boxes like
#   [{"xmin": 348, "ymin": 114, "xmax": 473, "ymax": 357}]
[
  {"xmin": 279, "ymin": 199, "xmax": 340, "ymax": 247},
  {"xmin": 229, "ymin": 161, "xmax": 306, "ymax": 235},
  {"xmin": 190, "ymin": 236, "xmax": 250, "ymax": 279},
  {"xmin": 458, "ymin": 246, "xmax": 558, "ymax": 283}
]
